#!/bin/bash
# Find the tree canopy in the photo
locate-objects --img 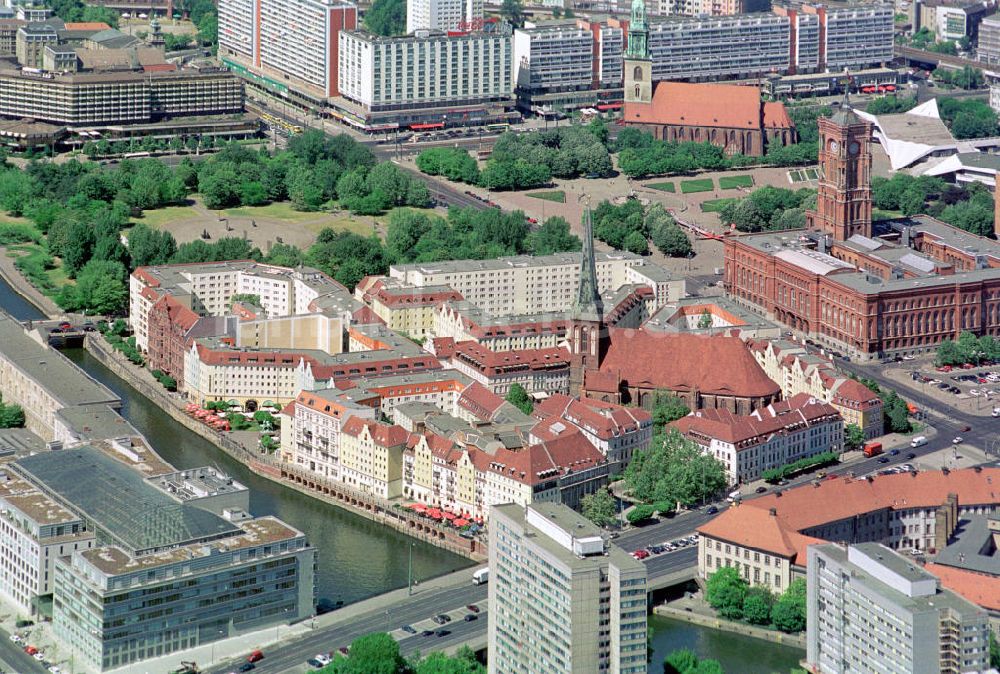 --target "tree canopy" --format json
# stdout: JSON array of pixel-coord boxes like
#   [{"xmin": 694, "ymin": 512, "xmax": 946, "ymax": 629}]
[
  {"xmin": 718, "ymin": 186, "xmax": 815, "ymax": 233},
  {"xmin": 505, "ymin": 383, "xmax": 533, "ymax": 415},
  {"xmin": 580, "ymin": 489, "xmax": 618, "ymax": 528},
  {"xmin": 623, "ymin": 428, "xmax": 727, "ymax": 506},
  {"xmin": 319, "ymin": 633, "xmax": 484, "ymax": 674},
  {"xmin": 364, "ymin": 0, "xmax": 406, "ymax": 35}
]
